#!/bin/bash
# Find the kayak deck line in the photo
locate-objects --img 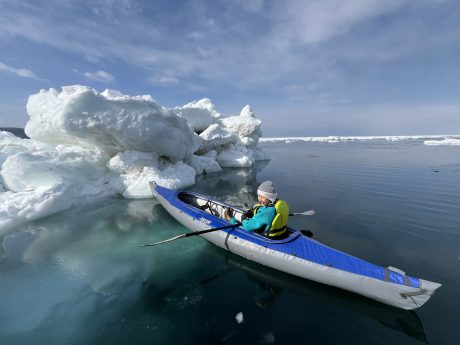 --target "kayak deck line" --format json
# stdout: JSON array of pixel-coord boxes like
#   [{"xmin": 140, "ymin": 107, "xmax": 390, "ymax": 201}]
[{"xmin": 148, "ymin": 181, "xmax": 441, "ymax": 310}]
